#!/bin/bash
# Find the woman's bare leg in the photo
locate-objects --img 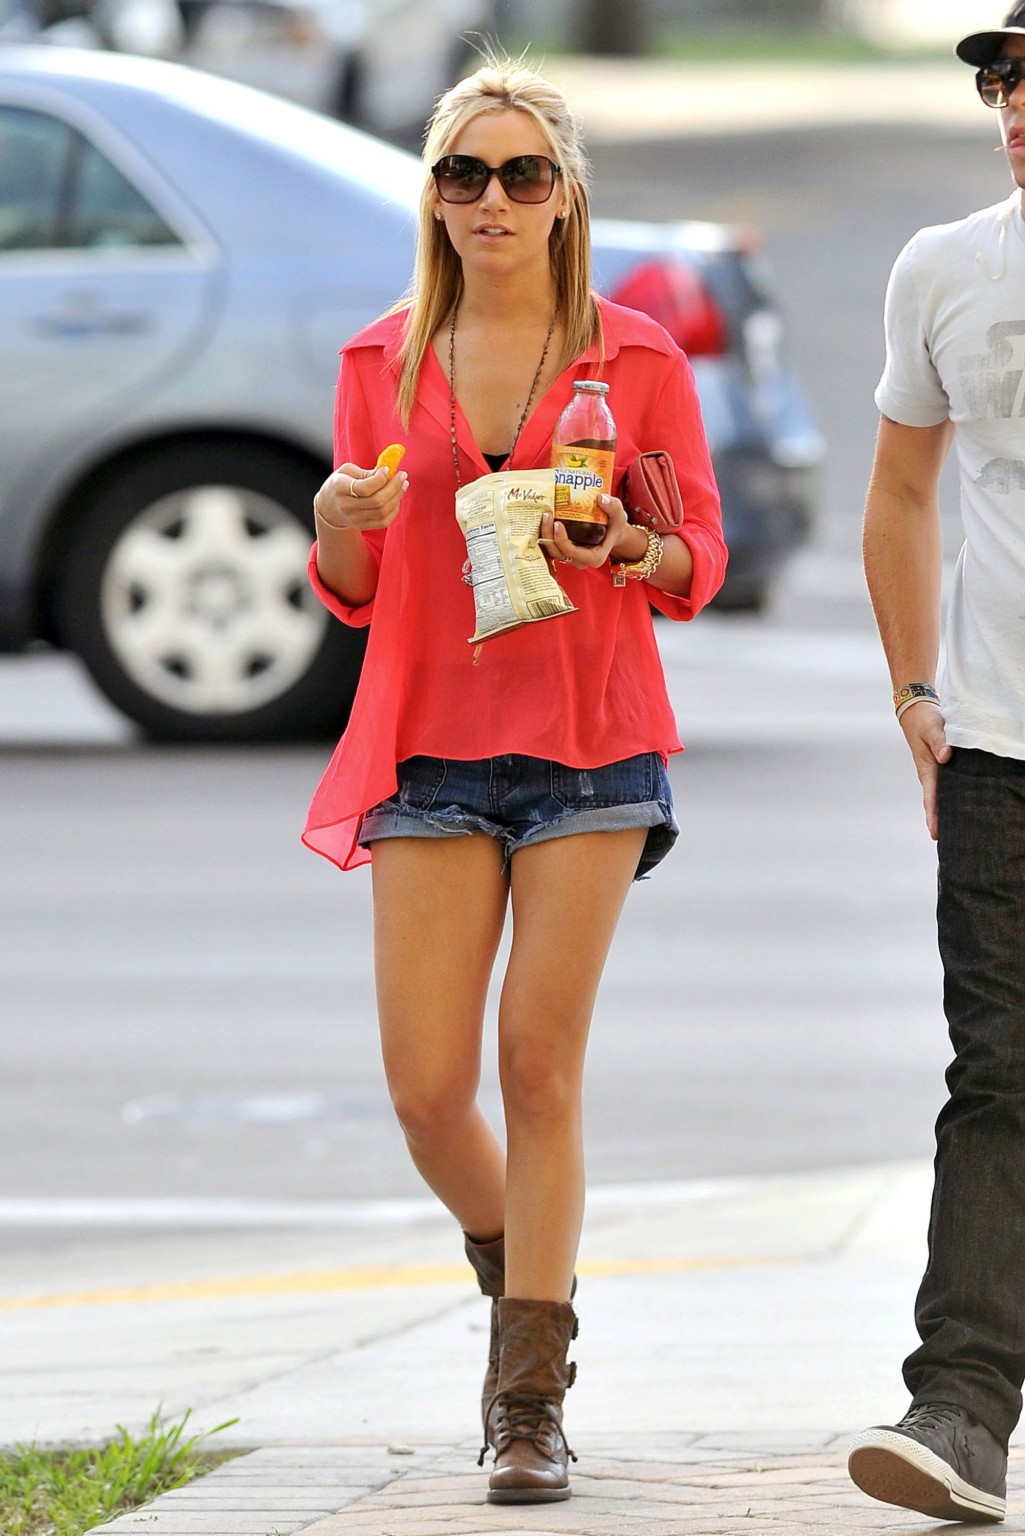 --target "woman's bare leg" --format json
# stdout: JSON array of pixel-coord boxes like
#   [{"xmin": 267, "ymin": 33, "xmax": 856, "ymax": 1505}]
[
  {"xmin": 499, "ymin": 828, "xmax": 647, "ymax": 1299},
  {"xmin": 372, "ymin": 833, "xmax": 509, "ymax": 1239}
]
